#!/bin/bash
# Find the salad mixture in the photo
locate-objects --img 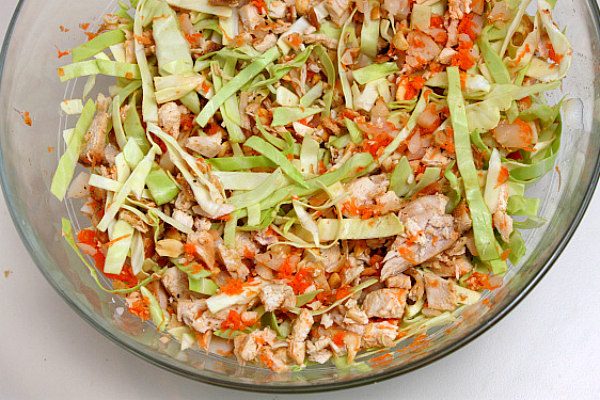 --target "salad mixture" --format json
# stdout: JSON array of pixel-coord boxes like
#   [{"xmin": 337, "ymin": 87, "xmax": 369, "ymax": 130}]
[{"xmin": 52, "ymin": 0, "xmax": 571, "ymax": 371}]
